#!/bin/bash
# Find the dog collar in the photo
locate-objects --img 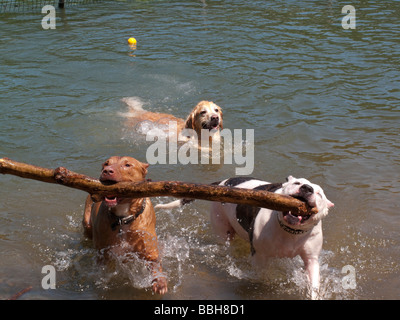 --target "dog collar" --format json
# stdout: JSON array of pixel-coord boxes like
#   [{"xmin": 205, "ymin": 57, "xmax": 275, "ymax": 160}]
[
  {"xmin": 110, "ymin": 199, "xmax": 147, "ymax": 232},
  {"xmin": 277, "ymin": 214, "xmax": 310, "ymax": 235}
]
